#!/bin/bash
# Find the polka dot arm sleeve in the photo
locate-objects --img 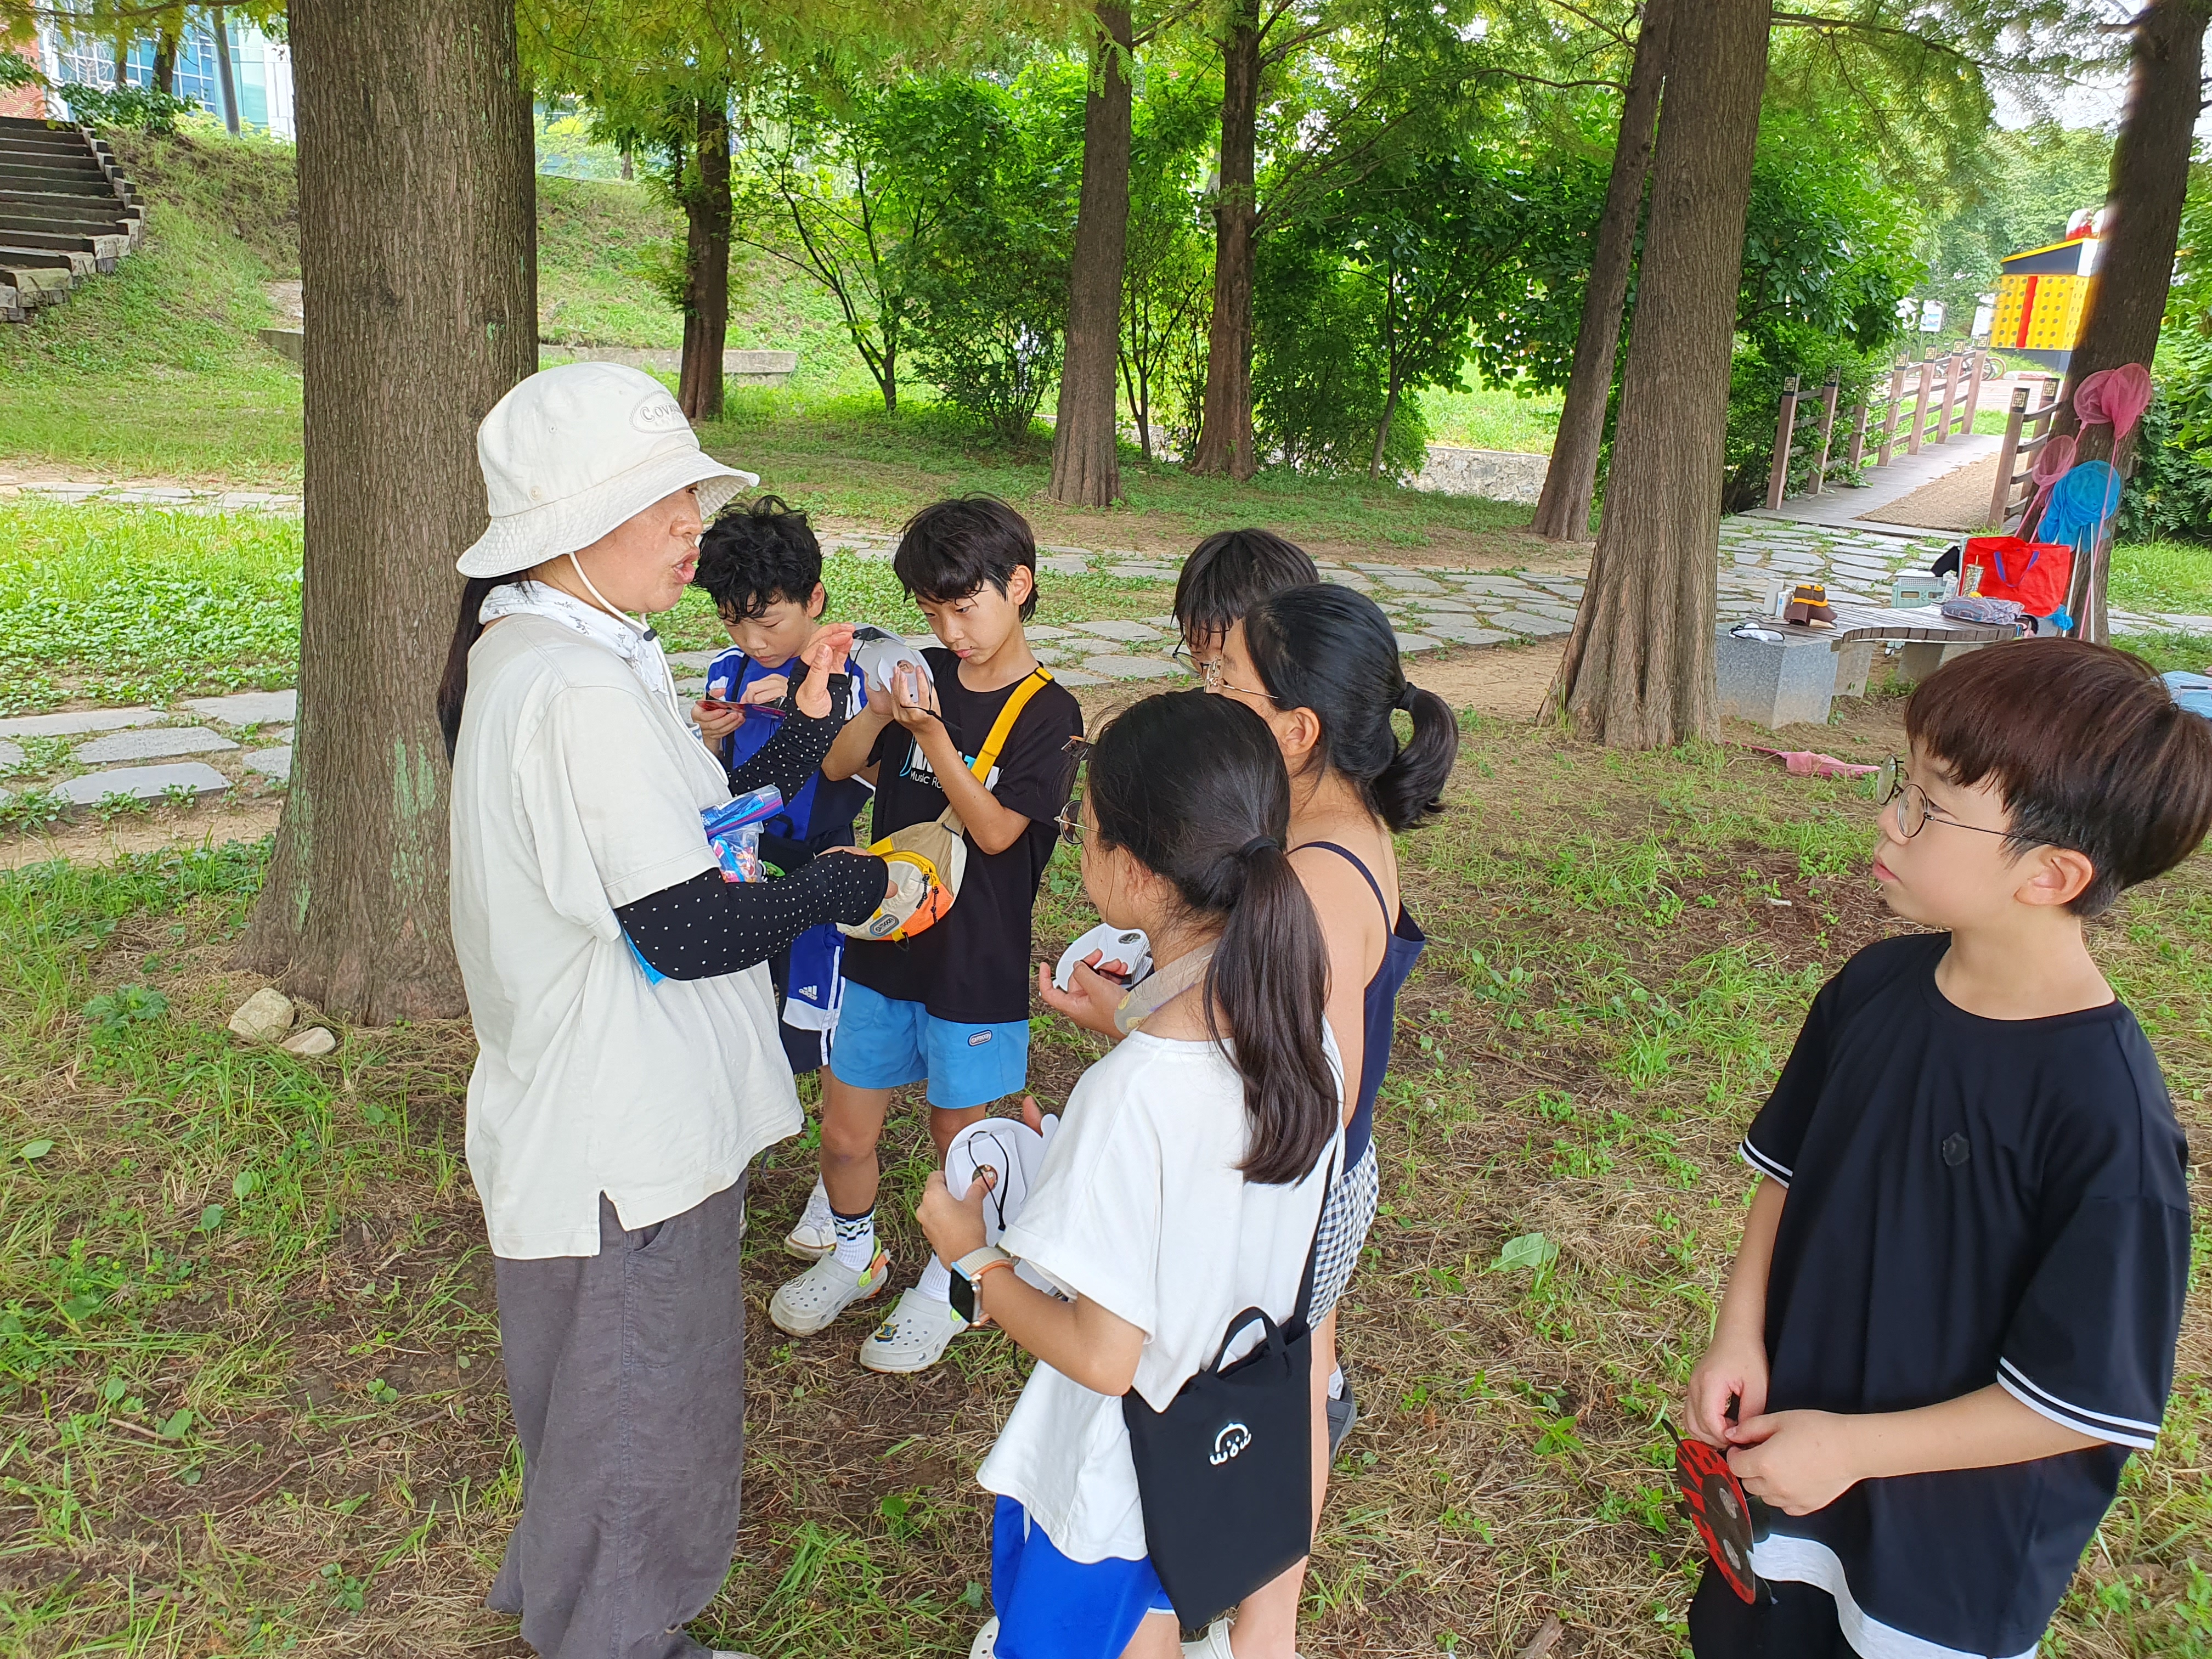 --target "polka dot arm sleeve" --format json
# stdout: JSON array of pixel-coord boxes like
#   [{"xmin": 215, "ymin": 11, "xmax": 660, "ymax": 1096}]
[
  {"xmin": 724, "ymin": 678, "xmax": 849, "ymax": 800},
  {"xmin": 614, "ymin": 855, "xmax": 885, "ymax": 981}
]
